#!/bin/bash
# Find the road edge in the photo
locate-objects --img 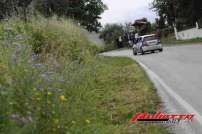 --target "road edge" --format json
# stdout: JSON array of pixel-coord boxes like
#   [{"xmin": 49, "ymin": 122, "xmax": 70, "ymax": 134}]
[{"xmin": 137, "ymin": 61, "xmax": 202, "ymax": 126}]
